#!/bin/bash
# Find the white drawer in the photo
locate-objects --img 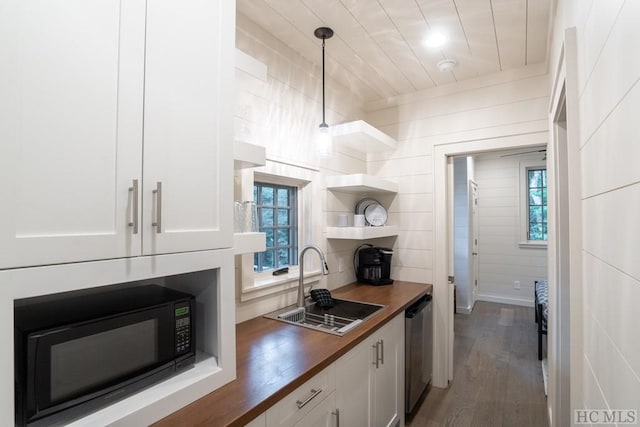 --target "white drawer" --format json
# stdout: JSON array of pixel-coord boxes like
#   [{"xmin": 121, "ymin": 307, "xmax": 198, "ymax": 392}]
[{"xmin": 266, "ymin": 364, "xmax": 335, "ymax": 427}]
